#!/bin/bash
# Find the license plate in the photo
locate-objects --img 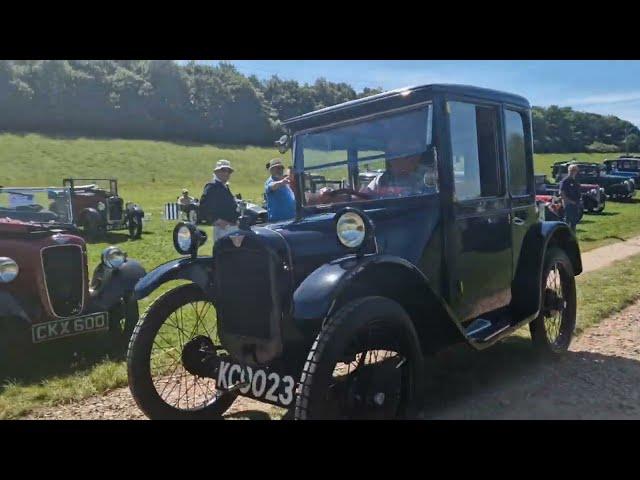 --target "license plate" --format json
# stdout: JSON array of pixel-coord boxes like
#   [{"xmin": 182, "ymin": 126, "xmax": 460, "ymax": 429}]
[
  {"xmin": 217, "ymin": 360, "xmax": 296, "ymax": 408},
  {"xmin": 31, "ymin": 312, "xmax": 109, "ymax": 344}
]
